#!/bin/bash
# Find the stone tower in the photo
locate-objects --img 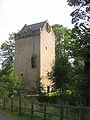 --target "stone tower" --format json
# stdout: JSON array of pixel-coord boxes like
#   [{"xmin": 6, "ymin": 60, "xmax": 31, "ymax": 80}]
[{"xmin": 15, "ymin": 20, "xmax": 55, "ymax": 91}]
